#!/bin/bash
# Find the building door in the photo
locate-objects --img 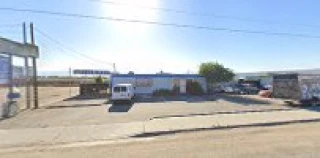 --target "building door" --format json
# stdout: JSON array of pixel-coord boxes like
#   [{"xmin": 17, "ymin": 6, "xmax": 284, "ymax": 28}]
[{"xmin": 179, "ymin": 79, "xmax": 187, "ymax": 94}]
